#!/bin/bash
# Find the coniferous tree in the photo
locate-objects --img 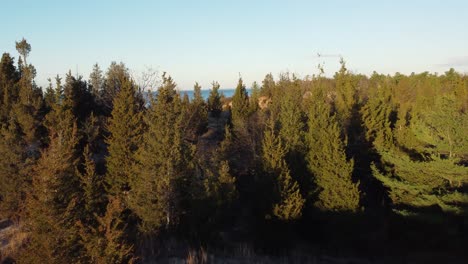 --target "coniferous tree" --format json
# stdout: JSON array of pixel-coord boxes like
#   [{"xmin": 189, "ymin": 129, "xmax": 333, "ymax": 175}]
[
  {"xmin": 207, "ymin": 81, "xmax": 222, "ymax": 116},
  {"xmin": 22, "ymin": 103, "xmax": 81, "ymax": 263},
  {"xmin": 129, "ymin": 73, "xmax": 192, "ymax": 232},
  {"xmin": 334, "ymin": 58, "xmax": 358, "ymax": 130},
  {"xmin": 185, "ymin": 82, "xmax": 207, "ymax": 140},
  {"xmin": 101, "ymin": 62, "xmax": 131, "ymax": 114},
  {"xmin": 261, "ymin": 73, "xmax": 276, "ymax": 97},
  {"xmin": 105, "ymin": 76, "xmax": 143, "ymax": 196},
  {"xmin": 78, "ymin": 196, "xmax": 134, "ymax": 264},
  {"xmin": 361, "ymin": 80, "xmax": 394, "ymax": 150},
  {"xmin": 11, "ymin": 39, "xmax": 43, "ymax": 147},
  {"xmin": 372, "ymin": 150, "xmax": 468, "ymax": 216},
  {"xmin": 231, "ymin": 77, "xmax": 250, "ymax": 126},
  {"xmin": 0, "ymin": 53, "xmax": 19, "ymax": 122},
  {"xmin": 306, "ymin": 98, "xmax": 360, "ymax": 212},
  {"xmin": 0, "ymin": 121, "xmax": 26, "ymax": 218},
  {"xmin": 89, "ymin": 63, "xmax": 104, "ymax": 99},
  {"xmin": 262, "ymin": 120, "xmax": 304, "ymax": 220},
  {"xmin": 249, "ymin": 81, "xmax": 260, "ymax": 113}
]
